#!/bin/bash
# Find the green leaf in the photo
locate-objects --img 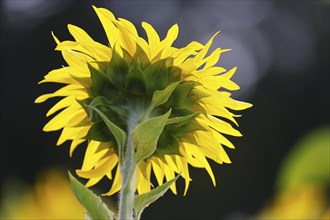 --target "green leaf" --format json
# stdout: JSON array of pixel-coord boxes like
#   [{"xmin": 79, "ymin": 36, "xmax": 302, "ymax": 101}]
[
  {"xmin": 87, "ymin": 105, "xmax": 127, "ymax": 164},
  {"xmin": 151, "ymin": 81, "xmax": 181, "ymax": 109},
  {"xmin": 132, "ymin": 109, "xmax": 171, "ymax": 164},
  {"xmin": 68, "ymin": 172, "xmax": 114, "ymax": 220},
  {"xmin": 134, "ymin": 174, "xmax": 180, "ymax": 220}
]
